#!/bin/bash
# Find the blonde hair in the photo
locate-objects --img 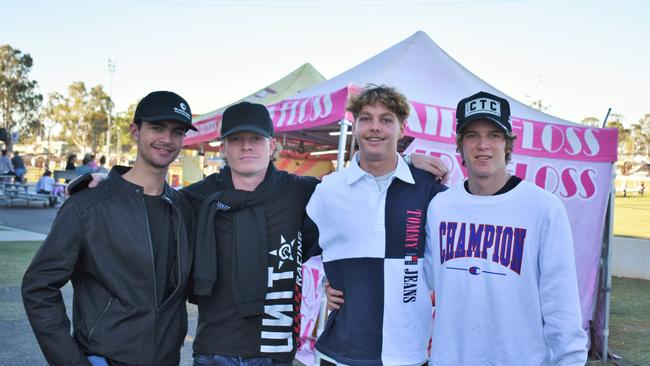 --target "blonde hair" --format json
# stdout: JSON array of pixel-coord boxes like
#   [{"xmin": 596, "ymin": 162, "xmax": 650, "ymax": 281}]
[{"xmin": 347, "ymin": 84, "xmax": 410, "ymax": 123}]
